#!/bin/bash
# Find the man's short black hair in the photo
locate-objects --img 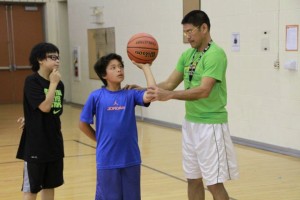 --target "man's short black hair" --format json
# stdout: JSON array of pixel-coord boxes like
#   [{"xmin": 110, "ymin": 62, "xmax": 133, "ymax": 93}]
[{"xmin": 181, "ymin": 10, "xmax": 211, "ymax": 31}]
